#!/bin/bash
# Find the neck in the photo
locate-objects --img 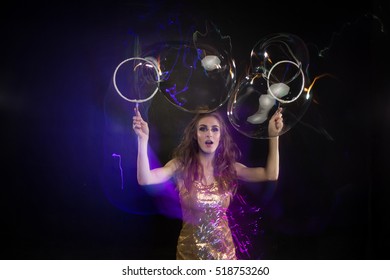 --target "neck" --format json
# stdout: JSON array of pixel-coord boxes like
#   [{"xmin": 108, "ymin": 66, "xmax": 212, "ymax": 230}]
[
  {"xmin": 198, "ymin": 153, "xmax": 214, "ymax": 167},
  {"xmin": 198, "ymin": 154, "xmax": 215, "ymax": 185}
]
